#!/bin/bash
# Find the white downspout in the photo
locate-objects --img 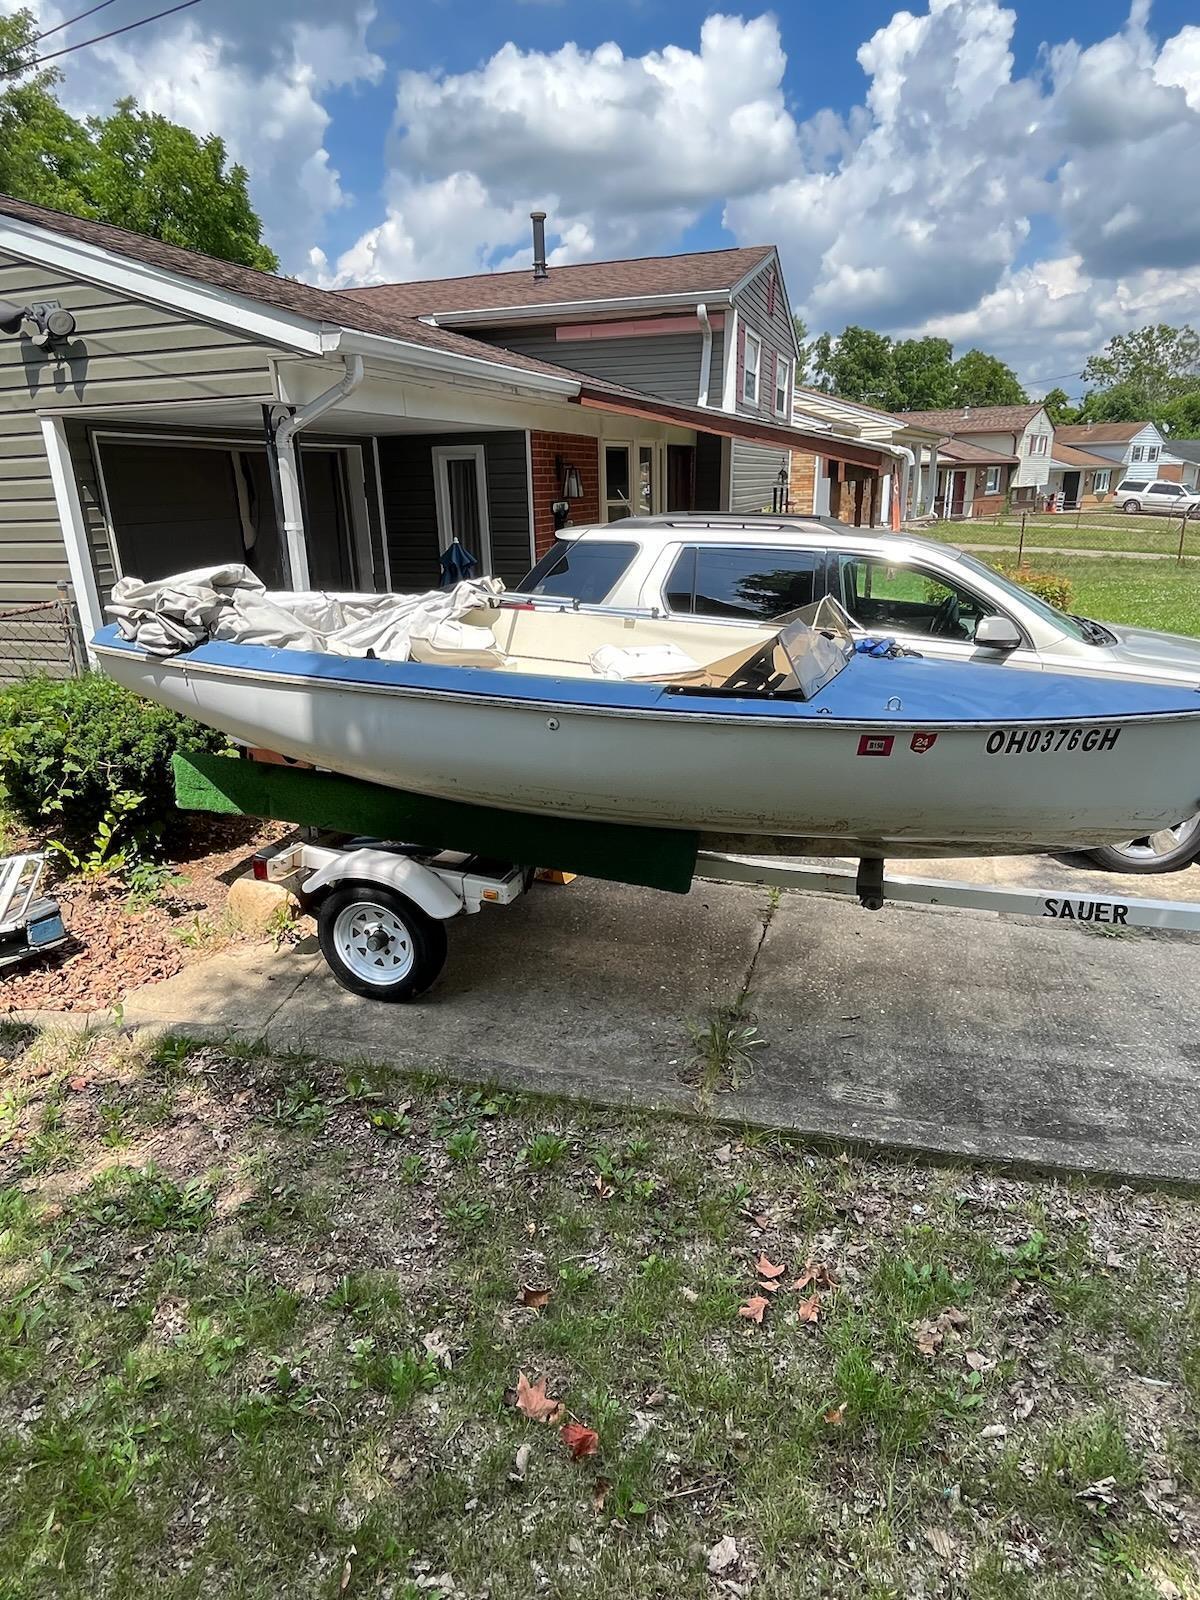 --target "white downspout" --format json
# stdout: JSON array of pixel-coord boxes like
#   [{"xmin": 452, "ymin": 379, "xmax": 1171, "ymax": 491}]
[
  {"xmin": 271, "ymin": 353, "xmax": 365, "ymax": 589},
  {"xmin": 696, "ymin": 302, "xmax": 712, "ymax": 408}
]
